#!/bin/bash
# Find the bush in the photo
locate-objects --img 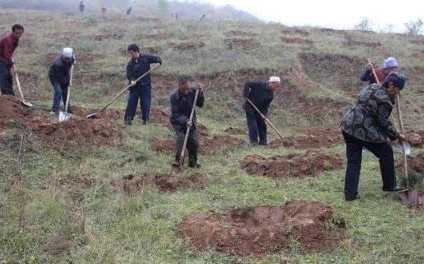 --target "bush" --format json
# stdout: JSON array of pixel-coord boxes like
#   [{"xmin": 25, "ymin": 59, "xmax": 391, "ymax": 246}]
[{"xmin": 405, "ymin": 19, "xmax": 424, "ymax": 35}]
